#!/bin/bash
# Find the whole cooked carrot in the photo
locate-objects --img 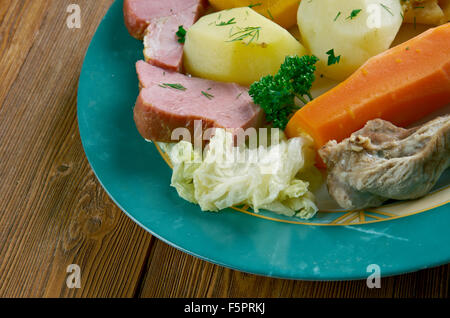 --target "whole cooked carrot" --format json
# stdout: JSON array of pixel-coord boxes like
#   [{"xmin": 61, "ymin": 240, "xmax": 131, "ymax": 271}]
[{"xmin": 285, "ymin": 23, "xmax": 450, "ymax": 149}]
